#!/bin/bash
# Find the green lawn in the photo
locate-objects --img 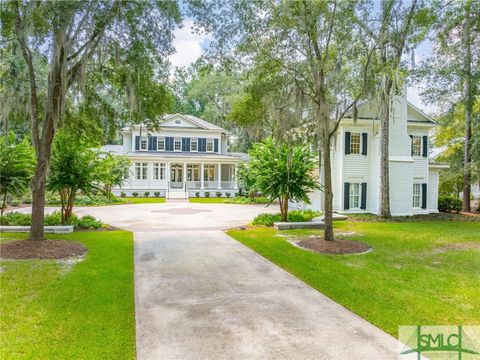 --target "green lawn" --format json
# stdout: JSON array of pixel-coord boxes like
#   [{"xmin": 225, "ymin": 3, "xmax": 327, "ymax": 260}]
[
  {"xmin": 227, "ymin": 220, "xmax": 480, "ymax": 336},
  {"xmin": 189, "ymin": 197, "xmax": 229, "ymax": 203},
  {"xmin": 0, "ymin": 231, "xmax": 135, "ymax": 359},
  {"xmin": 119, "ymin": 197, "xmax": 165, "ymax": 204},
  {"xmin": 189, "ymin": 197, "xmax": 270, "ymax": 204}
]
